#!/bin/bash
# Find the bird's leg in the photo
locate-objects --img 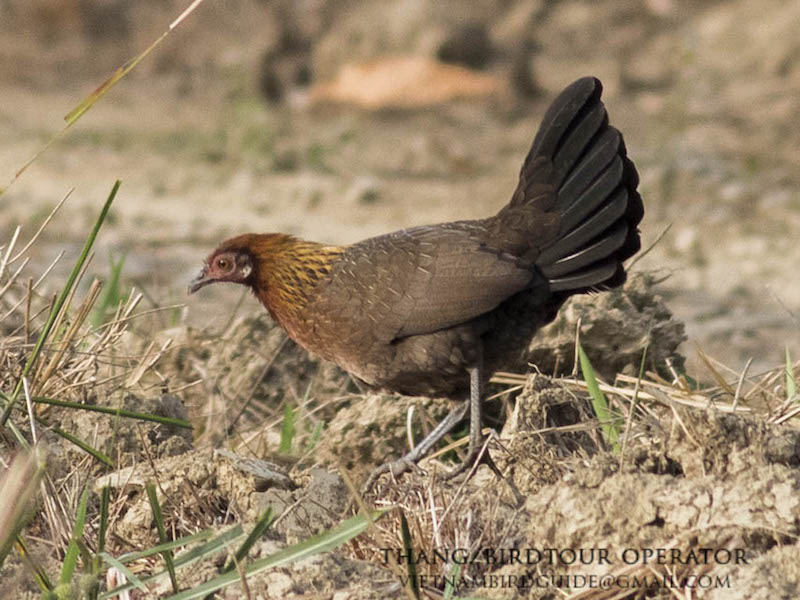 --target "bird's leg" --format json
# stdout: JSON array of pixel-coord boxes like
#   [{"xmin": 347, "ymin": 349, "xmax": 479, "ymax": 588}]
[
  {"xmin": 442, "ymin": 346, "xmax": 489, "ymax": 480},
  {"xmin": 362, "ymin": 346, "xmax": 494, "ymax": 491},
  {"xmin": 361, "ymin": 399, "xmax": 469, "ymax": 492},
  {"xmin": 467, "ymin": 351, "xmax": 483, "ymax": 456},
  {"xmin": 408, "ymin": 399, "xmax": 471, "ymax": 463},
  {"xmin": 442, "ymin": 351, "xmax": 524, "ymax": 504}
]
